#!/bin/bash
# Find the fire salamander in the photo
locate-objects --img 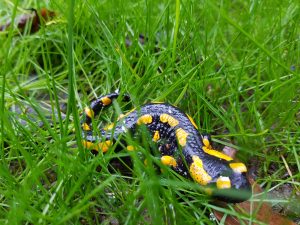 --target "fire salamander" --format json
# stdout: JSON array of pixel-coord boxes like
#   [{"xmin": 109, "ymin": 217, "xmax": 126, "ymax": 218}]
[{"xmin": 81, "ymin": 92, "xmax": 251, "ymax": 203}]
